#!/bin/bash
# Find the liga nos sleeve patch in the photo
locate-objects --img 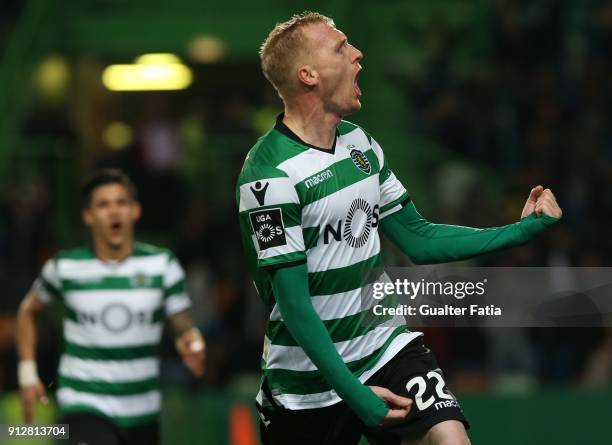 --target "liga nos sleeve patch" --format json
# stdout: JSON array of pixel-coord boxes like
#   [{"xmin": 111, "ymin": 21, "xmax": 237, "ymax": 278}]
[{"xmin": 249, "ymin": 208, "xmax": 287, "ymax": 250}]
